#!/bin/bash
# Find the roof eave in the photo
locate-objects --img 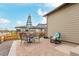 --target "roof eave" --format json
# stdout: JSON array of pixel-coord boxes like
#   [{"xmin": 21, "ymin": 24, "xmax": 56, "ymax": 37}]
[{"xmin": 43, "ymin": 3, "xmax": 67, "ymax": 17}]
